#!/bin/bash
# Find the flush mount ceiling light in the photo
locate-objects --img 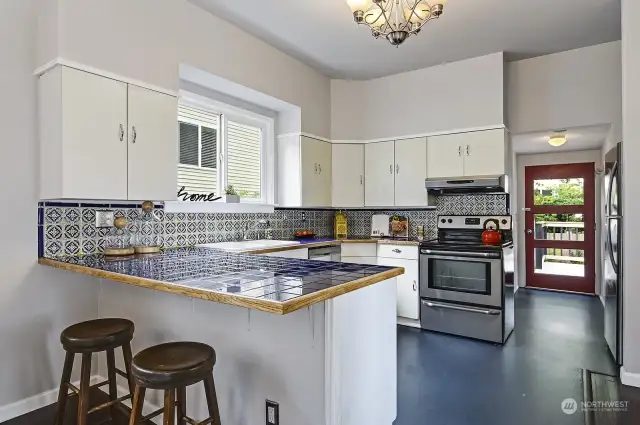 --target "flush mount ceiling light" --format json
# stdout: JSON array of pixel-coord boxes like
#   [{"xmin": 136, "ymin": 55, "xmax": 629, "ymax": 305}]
[
  {"xmin": 346, "ymin": 0, "xmax": 448, "ymax": 46},
  {"xmin": 548, "ymin": 131, "xmax": 568, "ymax": 147}
]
